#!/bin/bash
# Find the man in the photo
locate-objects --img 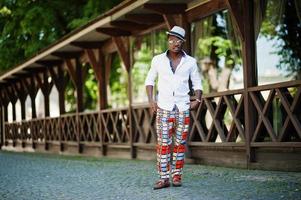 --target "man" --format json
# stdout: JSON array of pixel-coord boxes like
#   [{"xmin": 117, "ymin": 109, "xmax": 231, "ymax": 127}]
[{"xmin": 145, "ymin": 26, "xmax": 203, "ymax": 190}]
